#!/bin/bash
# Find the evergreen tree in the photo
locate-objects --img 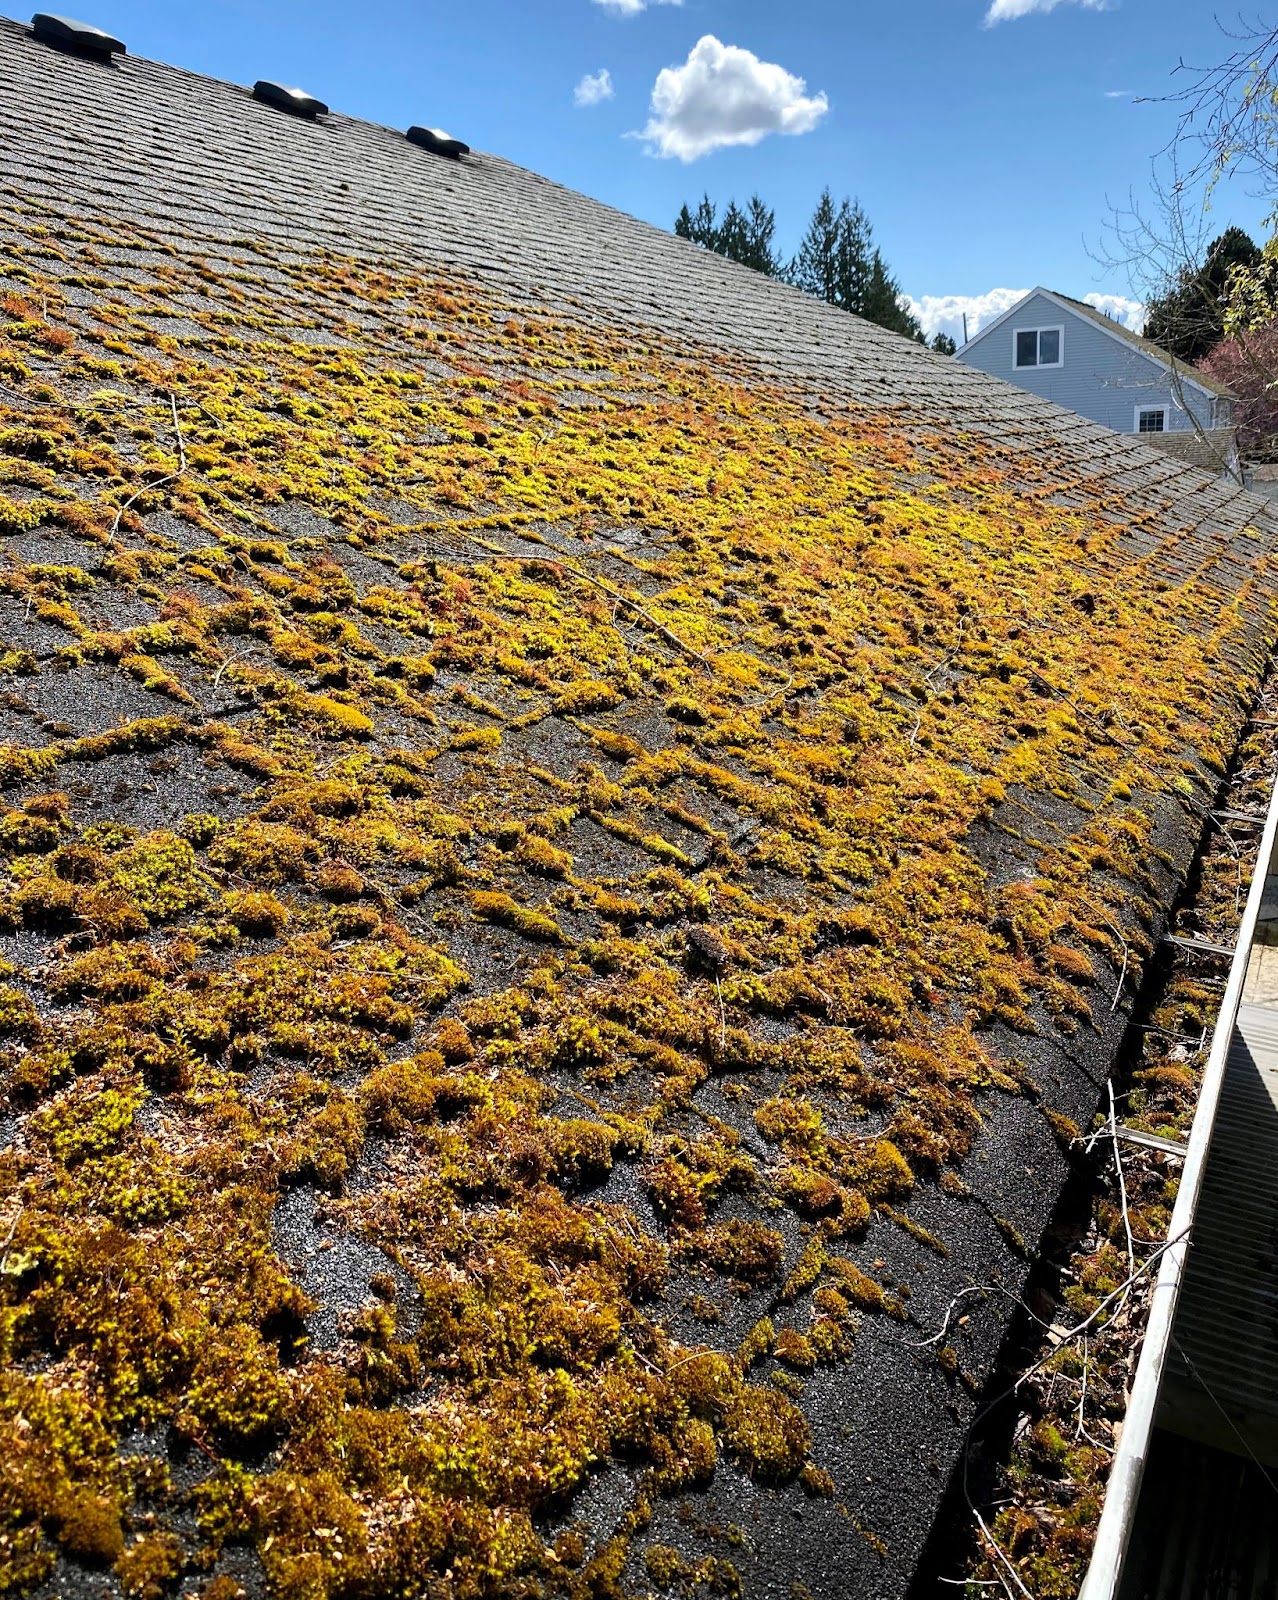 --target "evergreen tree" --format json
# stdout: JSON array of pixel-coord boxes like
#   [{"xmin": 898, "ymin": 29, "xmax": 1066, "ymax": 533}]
[
  {"xmin": 675, "ymin": 194, "xmax": 723, "ymax": 252},
  {"xmin": 1144, "ymin": 226, "xmax": 1262, "ymax": 364},
  {"xmin": 788, "ymin": 187, "xmax": 842, "ymax": 304},
  {"xmin": 863, "ymin": 247, "xmax": 923, "ymax": 340},
  {"xmin": 742, "ymin": 196, "xmax": 781, "ymax": 276},
  {"xmin": 931, "ymin": 332, "xmax": 958, "ymax": 355},
  {"xmin": 674, "ymin": 187, "xmax": 918, "ymax": 332},
  {"xmin": 787, "ymin": 188, "xmax": 922, "ymax": 339},
  {"xmin": 717, "ymin": 200, "xmax": 749, "ymax": 266},
  {"xmin": 673, "ymin": 194, "xmax": 780, "ymax": 276}
]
